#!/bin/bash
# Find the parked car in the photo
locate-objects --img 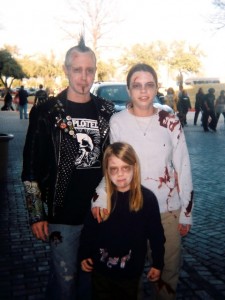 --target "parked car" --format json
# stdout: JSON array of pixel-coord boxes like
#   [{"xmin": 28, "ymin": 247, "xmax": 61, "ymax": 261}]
[
  {"xmin": 10, "ymin": 87, "xmax": 37, "ymax": 96},
  {"xmin": 0, "ymin": 88, "xmax": 5, "ymax": 98},
  {"xmin": 91, "ymin": 81, "xmax": 173, "ymax": 113},
  {"xmin": 25, "ymin": 88, "xmax": 37, "ymax": 96},
  {"xmin": 1, "ymin": 87, "xmax": 19, "ymax": 97},
  {"xmin": 153, "ymin": 96, "xmax": 174, "ymax": 113},
  {"xmin": 91, "ymin": 82, "xmax": 130, "ymax": 111}
]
